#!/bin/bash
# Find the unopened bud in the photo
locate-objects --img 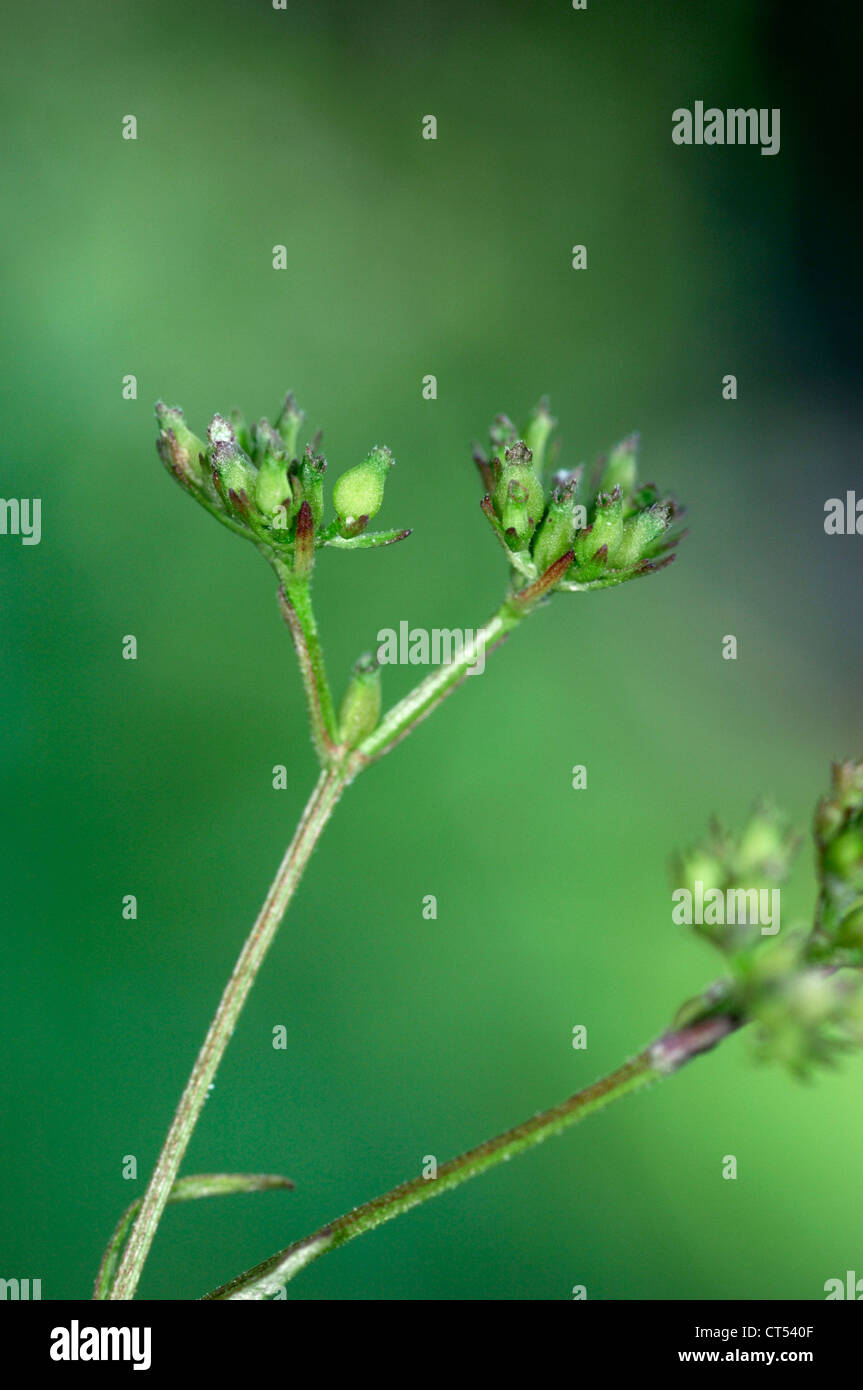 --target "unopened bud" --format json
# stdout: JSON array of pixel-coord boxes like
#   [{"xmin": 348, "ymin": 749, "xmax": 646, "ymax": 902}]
[
  {"xmin": 332, "ymin": 446, "xmax": 393, "ymax": 532},
  {"xmin": 614, "ymin": 503, "xmax": 670, "ymax": 570},
  {"xmin": 493, "ymin": 447, "xmax": 544, "ymax": 546},
  {"xmin": 298, "ymin": 448, "xmax": 327, "ymax": 527},
  {"xmin": 734, "ymin": 806, "xmax": 795, "ymax": 880},
  {"xmin": 155, "ymin": 403, "xmax": 209, "ymax": 493},
  {"xmin": 253, "ymin": 417, "xmax": 283, "ymax": 461},
  {"xmin": 500, "ymin": 477, "xmax": 531, "ymax": 542},
  {"xmin": 591, "ymin": 487, "xmax": 623, "ymax": 555},
  {"xmin": 576, "ymin": 488, "xmax": 623, "ymax": 566},
  {"xmin": 252, "ymin": 419, "xmax": 293, "ymax": 522},
  {"xmin": 276, "ymin": 391, "xmax": 305, "ymax": 460},
  {"xmin": 674, "ymin": 848, "xmax": 727, "ymax": 897},
  {"xmin": 338, "ymin": 654, "xmax": 381, "ymax": 748},
  {"xmin": 255, "ymin": 452, "xmax": 294, "ymax": 522},
  {"xmin": 531, "ymin": 481, "xmax": 576, "ymax": 575},
  {"xmin": 208, "ymin": 415, "xmax": 257, "ymax": 515}
]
